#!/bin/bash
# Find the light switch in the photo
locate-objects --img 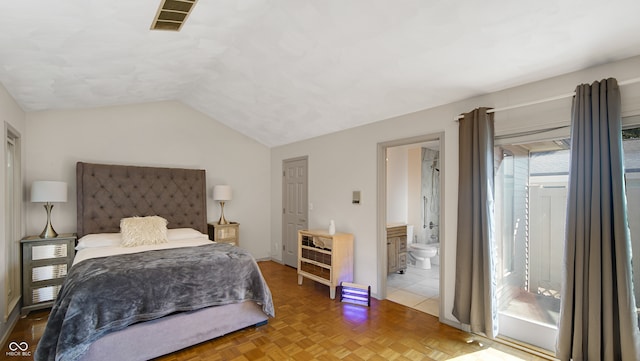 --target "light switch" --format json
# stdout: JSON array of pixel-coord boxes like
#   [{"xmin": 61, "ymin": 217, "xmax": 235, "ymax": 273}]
[{"xmin": 352, "ymin": 191, "xmax": 360, "ymax": 204}]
